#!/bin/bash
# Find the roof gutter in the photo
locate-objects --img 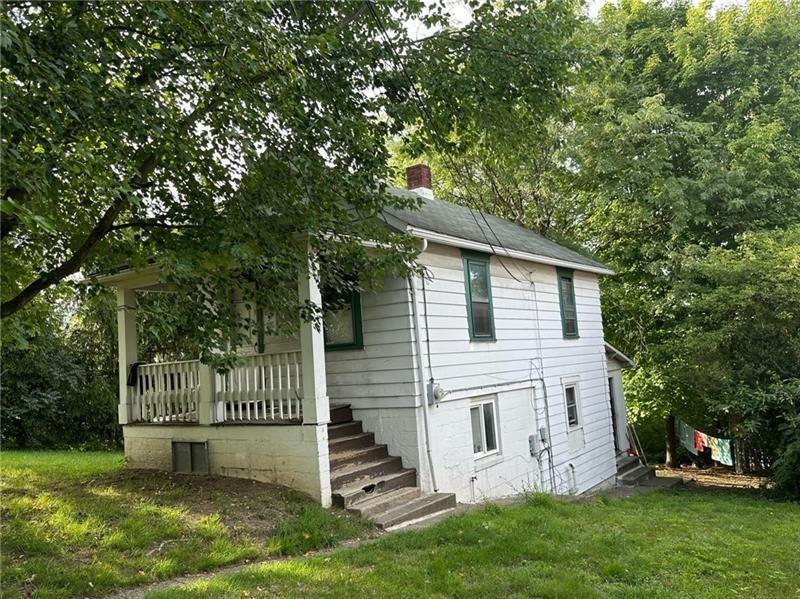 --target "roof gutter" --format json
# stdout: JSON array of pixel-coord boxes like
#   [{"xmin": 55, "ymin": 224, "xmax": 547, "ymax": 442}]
[
  {"xmin": 405, "ymin": 226, "xmax": 615, "ymax": 276},
  {"xmin": 86, "ymin": 263, "xmax": 164, "ymax": 288}
]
